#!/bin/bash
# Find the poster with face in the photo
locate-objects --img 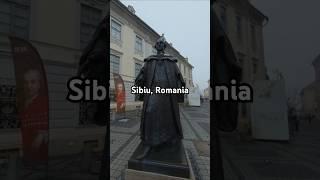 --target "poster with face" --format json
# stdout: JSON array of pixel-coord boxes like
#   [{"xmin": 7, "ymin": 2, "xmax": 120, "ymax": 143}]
[
  {"xmin": 113, "ymin": 73, "xmax": 126, "ymax": 113},
  {"xmin": 9, "ymin": 37, "xmax": 49, "ymax": 166}
]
